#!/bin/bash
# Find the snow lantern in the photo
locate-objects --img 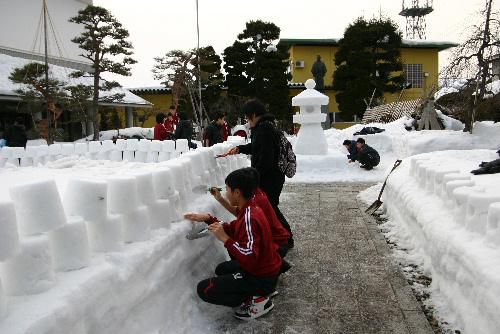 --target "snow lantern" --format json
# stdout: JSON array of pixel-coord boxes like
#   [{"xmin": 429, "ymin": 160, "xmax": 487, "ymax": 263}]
[
  {"xmin": 292, "ymin": 79, "xmax": 329, "ymax": 155},
  {"xmin": 0, "ymin": 202, "xmax": 20, "ymax": 261}
]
